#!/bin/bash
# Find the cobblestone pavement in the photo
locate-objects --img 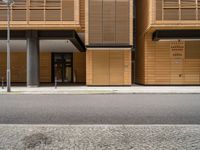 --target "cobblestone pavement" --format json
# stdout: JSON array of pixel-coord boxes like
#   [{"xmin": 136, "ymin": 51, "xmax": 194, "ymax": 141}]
[{"xmin": 0, "ymin": 125, "xmax": 200, "ymax": 150}]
